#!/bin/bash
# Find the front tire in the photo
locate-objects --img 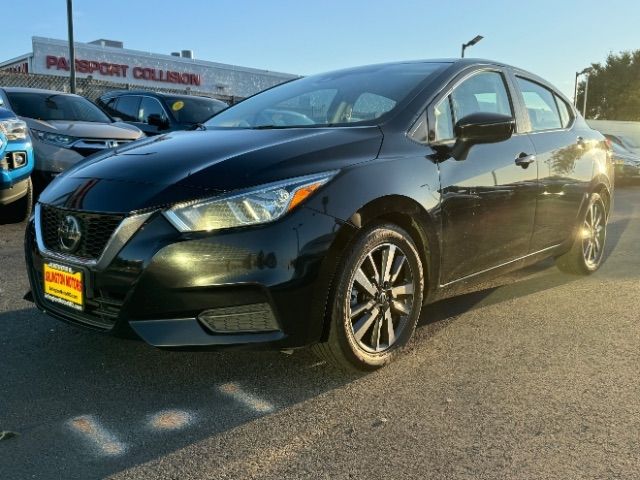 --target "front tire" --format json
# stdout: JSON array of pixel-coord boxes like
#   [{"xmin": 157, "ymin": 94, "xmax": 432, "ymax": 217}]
[
  {"xmin": 312, "ymin": 223, "xmax": 424, "ymax": 371},
  {"xmin": 556, "ymin": 192, "xmax": 608, "ymax": 275}
]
